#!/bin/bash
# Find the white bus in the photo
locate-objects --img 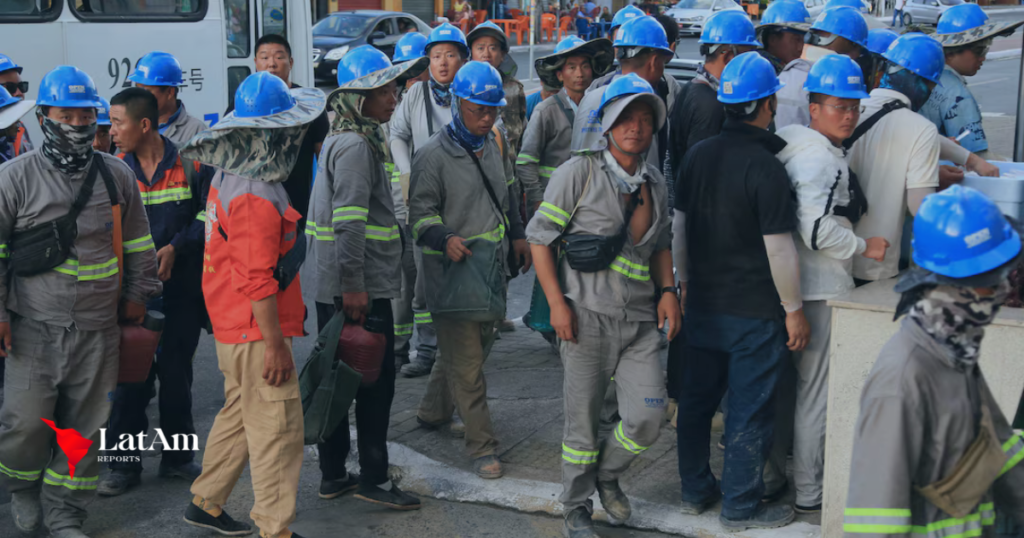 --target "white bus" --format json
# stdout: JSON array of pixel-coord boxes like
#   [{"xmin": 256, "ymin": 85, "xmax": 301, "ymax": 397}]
[{"xmin": 0, "ymin": 0, "xmax": 313, "ymax": 143}]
